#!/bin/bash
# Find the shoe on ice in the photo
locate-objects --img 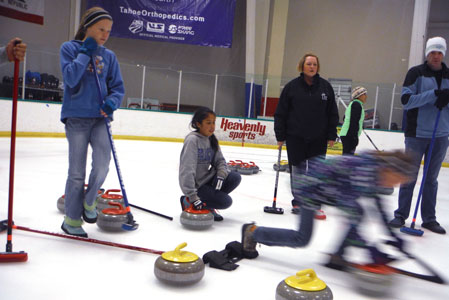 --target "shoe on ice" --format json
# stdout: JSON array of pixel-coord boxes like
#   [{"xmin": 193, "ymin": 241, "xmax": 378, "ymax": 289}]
[
  {"xmin": 388, "ymin": 217, "xmax": 405, "ymax": 228},
  {"xmin": 241, "ymin": 222, "xmax": 258, "ymax": 259},
  {"xmin": 61, "ymin": 220, "xmax": 87, "ymax": 238},
  {"xmin": 210, "ymin": 209, "xmax": 224, "ymax": 221},
  {"xmin": 82, "ymin": 209, "xmax": 97, "ymax": 224},
  {"xmin": 180, "ymin": 196, "xmax": 190, "ymax": 211},
  {"xmin": 82, "ymin": 202, "xmax": 97, "ymax": 223},
  {"xmin": 422, "ymin": 221, "xmax": 446, "ymax": 234}
]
